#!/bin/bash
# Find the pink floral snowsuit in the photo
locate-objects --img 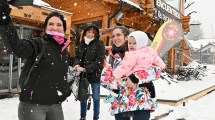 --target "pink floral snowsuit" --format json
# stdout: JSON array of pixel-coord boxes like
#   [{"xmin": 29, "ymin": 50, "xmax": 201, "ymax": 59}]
[
  {"xmin": 101, "ymin": 49, "xmax": 164, "ymax": 115},
  {"xmin": 112, "ymin": 47, "xmax": 165, "ymax": 80}
]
